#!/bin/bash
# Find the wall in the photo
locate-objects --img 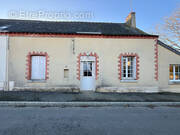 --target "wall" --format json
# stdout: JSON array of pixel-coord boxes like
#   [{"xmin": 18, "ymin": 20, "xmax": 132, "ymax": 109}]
[
  {"xmin": 0, "ymin": 36, "xmax": 8, "ymax": 90},
  {"xmin": 8, "ymin": 36, "xmax": 158, "ymax": 92},
  {"xmin": 158, "ymin": 45, "xmax": 180, "ymax": 92}
]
